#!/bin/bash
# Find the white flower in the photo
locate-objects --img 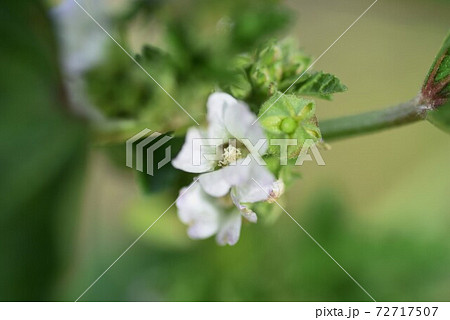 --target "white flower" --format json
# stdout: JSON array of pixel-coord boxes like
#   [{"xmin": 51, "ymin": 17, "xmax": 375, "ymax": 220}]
[
  {"xmin": 176, "ymin": 180, "xmax": 243, "ymax": 246},
  {"xmin": 172, "ymin": 93, "xmax": 269, "ymax": 172},
  {"xmin": 172, "ymin": 92, "xmax": 276, "ymax": 220},
  {"xmin": 173, "ymin": 92, "xmax": 280, "ymax": 245}
]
